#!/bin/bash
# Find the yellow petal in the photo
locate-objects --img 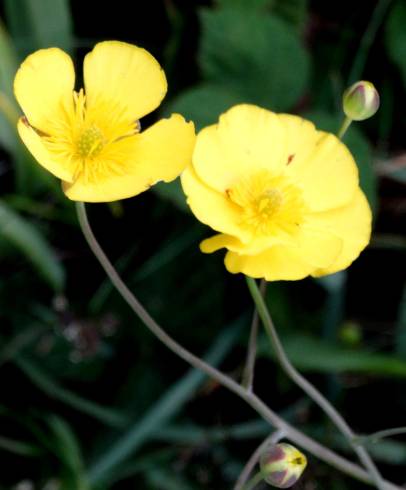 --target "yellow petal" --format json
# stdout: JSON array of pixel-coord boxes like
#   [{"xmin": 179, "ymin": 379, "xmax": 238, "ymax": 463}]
[
  {"xmin": 279, "ymin": 114, "xmax": 359, "ymax": 211},
  {"xmin": 17, "ymin": 118, "xmax": 75, "ymax": 182},
  {"xmin": 84, "ymin": 41, "xmax": 167, "ymax": 122},
  {"xmin": 311, "ymin": 189, "xmax": 372, "ymax": 276},
  {"xmin": 181, "ymin": 165, "xmax": 251, "ymax": 243},
  {"xmin": 225, "ymin": 248, "xmax": 314, "ymax": 281},
  {"xmin": 200, "ymin": 234, "xmax": 243, "ymax": 253},
  {"xmin": 193, "ymin": 104, "xmax": 287, "ymax": 192},
  {"xmin": 63, "ymin": 114, "xmax": 194, "ymax": 202},
  {"xmin": 132, "ymin": 114, "xmax": 195, "ymax": 184},
  {"xmin": 14, "ymin": 48, "xmax": 75, "ymax": 133},
  {"xmin": 224, "ymin": 227, "xmax": 342, "ymax": 281}
]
